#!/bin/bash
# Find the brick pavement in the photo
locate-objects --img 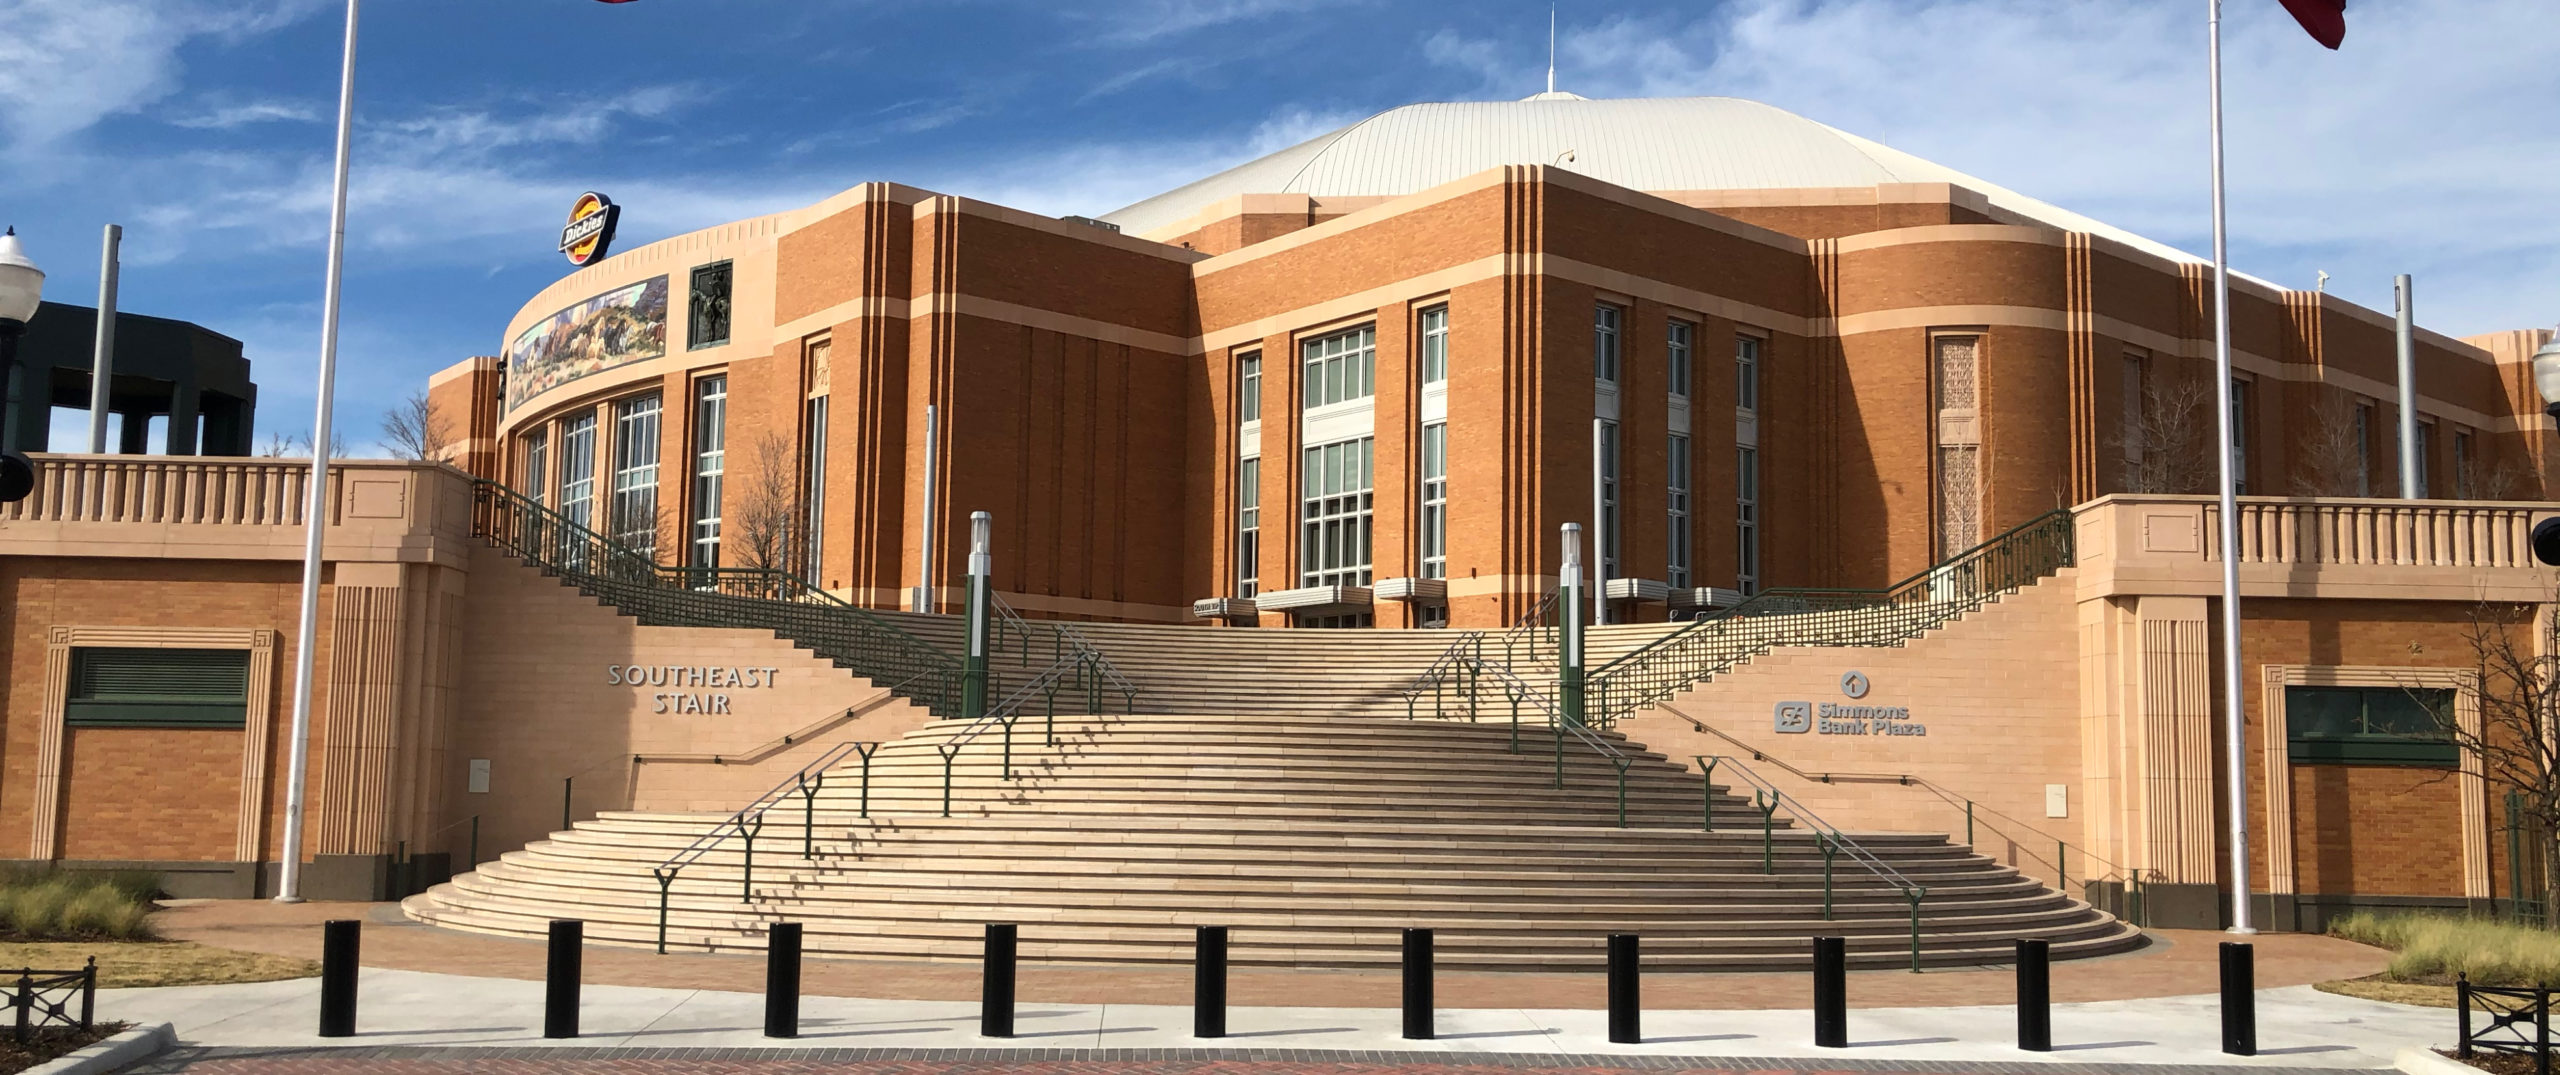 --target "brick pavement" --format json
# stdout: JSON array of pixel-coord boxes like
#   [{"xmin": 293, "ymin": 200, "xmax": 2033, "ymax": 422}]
[
  {"xmin": 126, "ymin": 1047, "xmax": 2376, "ymax": 1074},
  {"xmin": 151, "ymin": 900, "xmax": 2389, "ymax": 1012}
]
